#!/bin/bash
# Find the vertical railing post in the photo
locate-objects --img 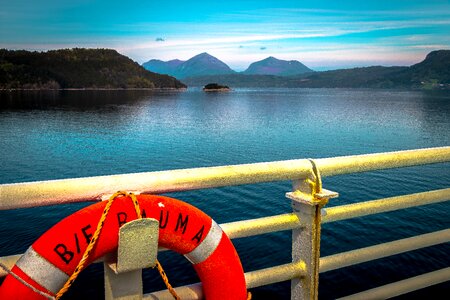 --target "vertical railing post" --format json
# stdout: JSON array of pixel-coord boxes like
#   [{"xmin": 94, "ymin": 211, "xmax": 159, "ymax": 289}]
[
  {"xmin": 287, "ymin": 164, "xmax": 338, "ymax": 300},
  {"xmin": 104, "ymin": 218, "xmax": 159, "ymax": 300}
]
